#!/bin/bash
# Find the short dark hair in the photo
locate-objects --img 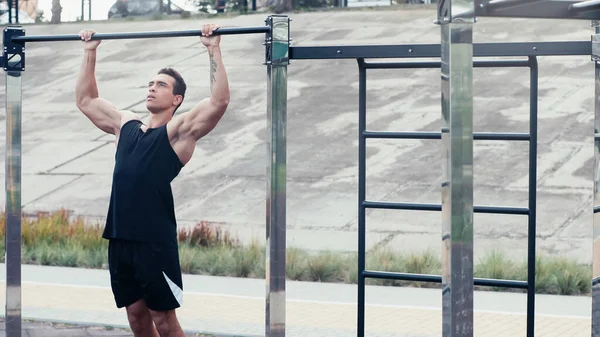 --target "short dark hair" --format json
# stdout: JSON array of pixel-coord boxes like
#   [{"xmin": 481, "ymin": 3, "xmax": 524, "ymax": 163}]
[{"xmin": 158, "ymin": 67, "xmax": 186, "ymax": 114}]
